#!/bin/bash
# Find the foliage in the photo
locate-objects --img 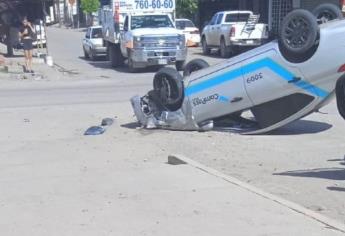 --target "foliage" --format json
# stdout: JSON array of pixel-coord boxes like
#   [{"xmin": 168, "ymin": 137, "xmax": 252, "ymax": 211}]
[
  {"xmin": 81, "ymin": 0, "xmax": 100, "ymax": 14},
  {"xmin": 176, "ymin": 0, "xmax": 198, "ymax": 19}
]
